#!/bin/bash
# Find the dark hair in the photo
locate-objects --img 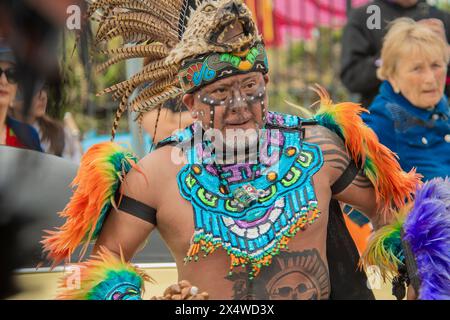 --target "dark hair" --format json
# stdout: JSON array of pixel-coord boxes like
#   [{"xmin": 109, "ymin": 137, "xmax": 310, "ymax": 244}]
[
  {"xmin": 33, "ymin": 83, "xmax": 66, "ymax": 156},
  {"xmin": 37, "ymin": 115, "xmax": 65, "ymax": 156}
]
